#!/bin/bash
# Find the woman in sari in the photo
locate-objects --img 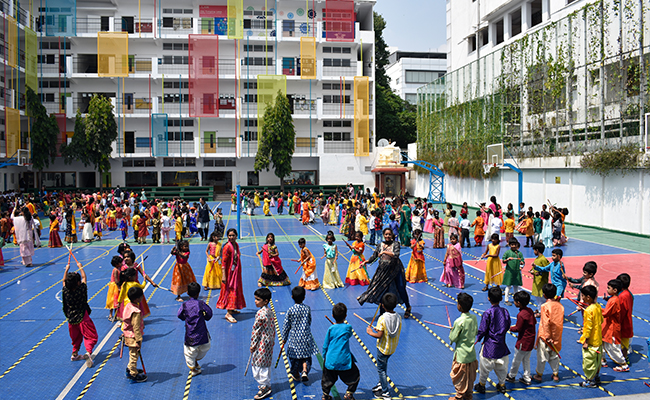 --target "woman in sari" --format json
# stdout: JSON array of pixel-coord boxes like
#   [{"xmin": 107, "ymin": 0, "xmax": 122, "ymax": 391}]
[
  {"xmin": 216, "ymin": 228, "xmax": 246, "ymax": 323},
  {"xmin": 398, "ymin": 199, "xmax": 412, "ymax": 246},
  {"xmin": 433, "ymin": 210, "xmax": 445, "ymax": 248},
  {"xmin": 358, "ymin": 228, "xmax": 412, "ymax": 319}
]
